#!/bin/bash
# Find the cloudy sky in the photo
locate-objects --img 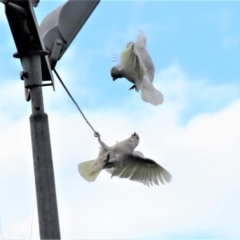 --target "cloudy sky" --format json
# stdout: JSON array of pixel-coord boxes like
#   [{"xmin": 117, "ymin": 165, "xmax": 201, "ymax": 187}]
[{"xmin": 0, "ymin": 0, "xmax": 240, "ymax": 239}]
